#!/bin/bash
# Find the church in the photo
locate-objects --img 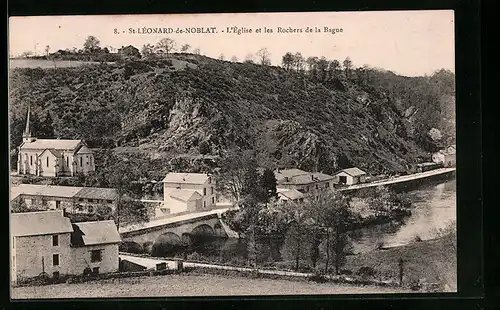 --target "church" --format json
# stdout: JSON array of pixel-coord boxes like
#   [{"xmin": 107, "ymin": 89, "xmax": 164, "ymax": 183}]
[{"xmin": 17, "ymin": 107, "xmax": 95, "ymax": 177}]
